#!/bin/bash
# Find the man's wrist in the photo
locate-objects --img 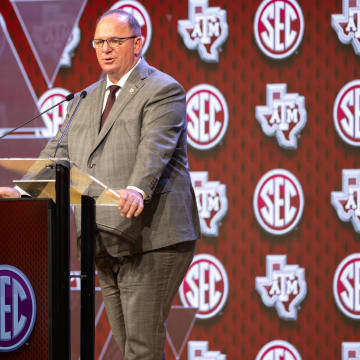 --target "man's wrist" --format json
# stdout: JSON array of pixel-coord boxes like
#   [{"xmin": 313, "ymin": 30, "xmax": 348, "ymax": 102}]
[{"xmin": 126, "ymin": 186, "xmax": 147, "ymax": 200}]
